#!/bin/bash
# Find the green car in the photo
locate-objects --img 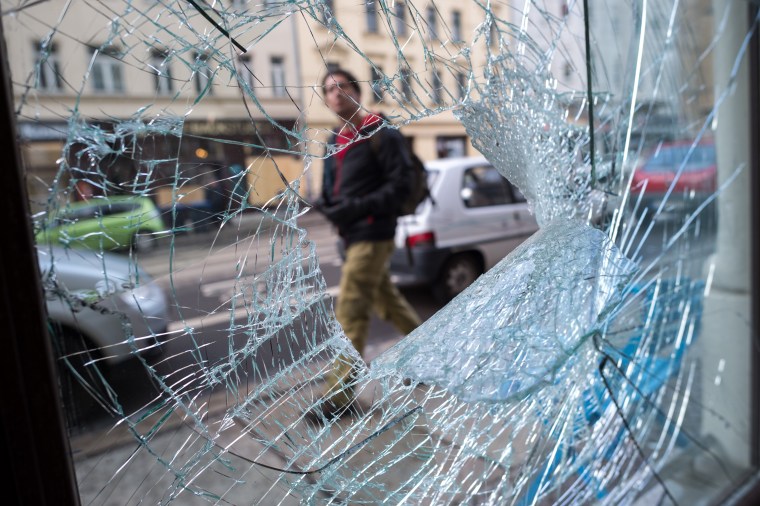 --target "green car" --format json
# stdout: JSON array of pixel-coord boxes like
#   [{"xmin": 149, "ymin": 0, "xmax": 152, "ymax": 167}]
[{"xmin": 35, "ymin": 196, "xmax": 166, "ymax": 252}]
